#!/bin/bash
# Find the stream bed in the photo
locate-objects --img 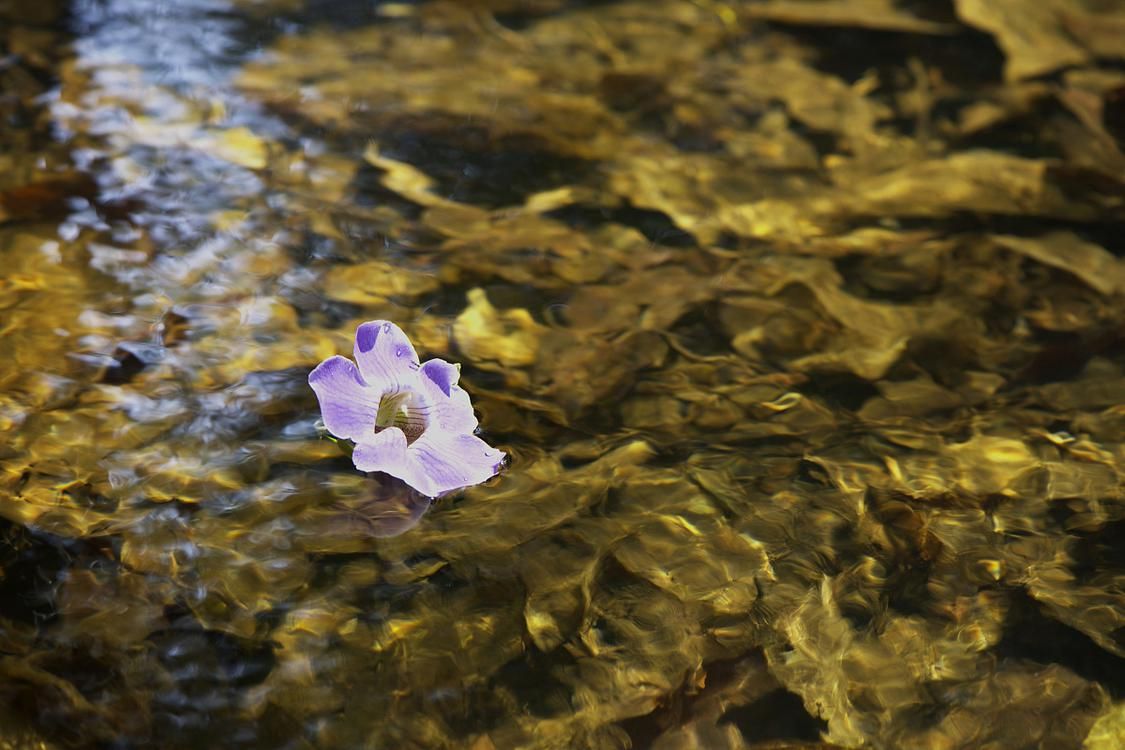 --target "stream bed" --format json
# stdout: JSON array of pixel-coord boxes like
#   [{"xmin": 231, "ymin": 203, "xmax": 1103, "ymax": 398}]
[{"xmin": 1, "ymin": 1, "xmax": 1124, "ymax": 748}]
